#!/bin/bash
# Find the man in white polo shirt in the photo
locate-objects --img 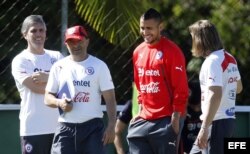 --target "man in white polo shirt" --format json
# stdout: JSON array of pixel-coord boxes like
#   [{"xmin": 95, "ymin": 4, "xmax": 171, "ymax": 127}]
[
  {"xmin": 11, "ymin": 15, "xmax": 63, "ymax": 154},
  {"xmin": 188, "ymin": 20, "xmax": 243, "ymax": 154},
  {"xmin": 45, "ymin": 25, "xmax": 117, "ymax": 154}
]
